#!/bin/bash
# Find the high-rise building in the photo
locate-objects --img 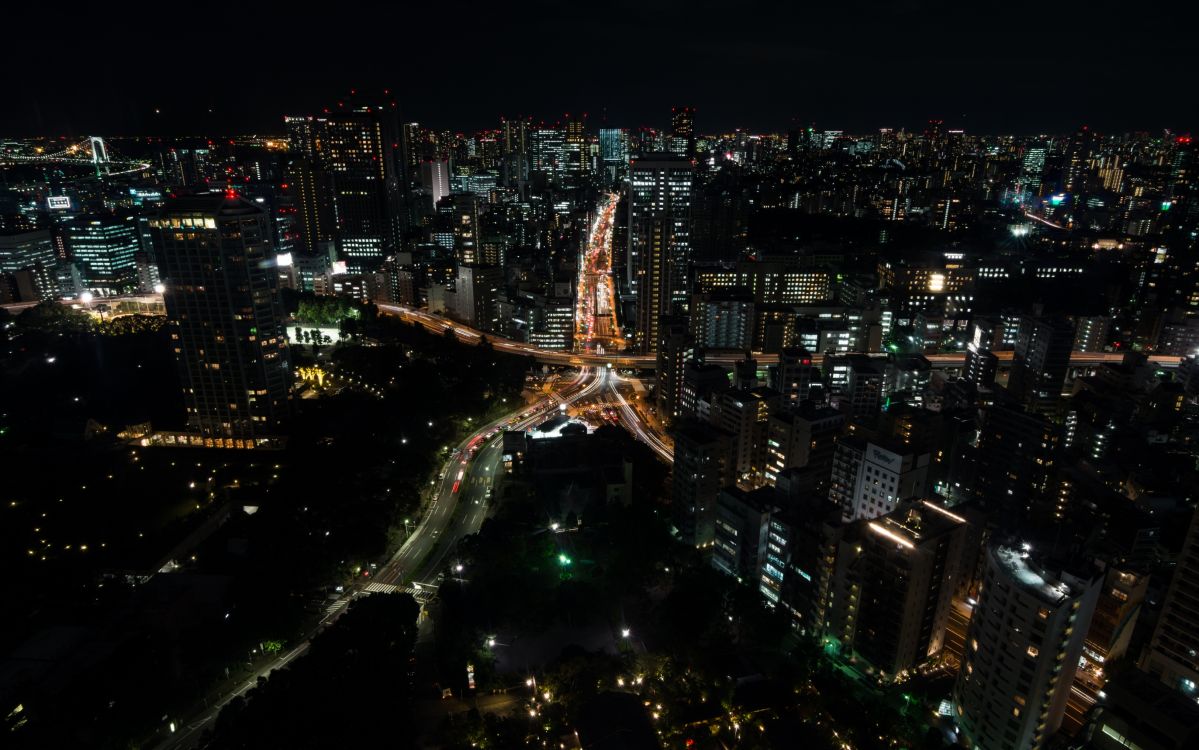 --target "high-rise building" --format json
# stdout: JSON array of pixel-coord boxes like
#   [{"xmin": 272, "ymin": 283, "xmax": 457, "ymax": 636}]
[
  {"xmin": 693, "ymin": 261, "xmax": 832, "ymax": 305},
  {"xmin": 709, "ymin": 387, "xmax": 779, "ymax": 489},
  {"xmin": 963, "ymin": 317, "xmax": 1001, "ymax": 389},
  {"xmin": 825, "ymin": 354, "xmax": 886, "ymax": 417},
  {"xmin": 764, "ymin": 403, "xmax": 844, "ymax": 488},
  {"xmin": 828, "ymin": 435, "xmax": 930, "ymax": 522},
  {"xmin": 450, "ymin": 263, "xmax": 502, "ymax": 332},
  {"xmin": 655, "ymin": 316, "xmax": 694, "ymax": 425},
  {"xmin": 973, "ymin": 404, "xmax": 1059, "ymax": 528},
  {"xmin": 839, "ymin": 501, "xmax": 969, "ymax": 676},
  {"xmin": 1011, "ymin": 316, "xmax": 1076, "ymax": 408},
  {"xmin": 449, "ymin": 193, "xmax": 480, "ymax": 264},
  {"xmin": 771, "ymin": 347, "xmax": 821, "ymax": 407},
  {"xmin": 420, "ymin": 160, "xmax": 450, "ymax": 210},
  {"xmin": 287, "ymin": 154, "xmax": 336, "ymax": 257},
  {"xmin": 63, "ymin": 214, "xmax": 141, "ymax": 295},
  {"xmin": 0, "ymin": 228, "xmax": 58, "ymax": 302},
  {"xmin": 320, "ymin": 108, "xmax": 402, "ymax": 272},
  {"xmin": 671, "ymin": 420, "xmax": 731, "ymax": 548},
  {"xmin": 1072, "ymin": 315, "xmax": 1109, "ymax": 352},
  {"xmin": 151, "ymin": 194, "xmax": 292, "ymax": 443},
  {"xmin": 530, "ymin": 126, "xmax": 566, "ymax": 181},
  {"xmin": 629, "ymin": 154, "xmax": 693, "ymax": 353},
  {"xmin": 690, "ymin": 289, "xmax": 754, "ymax": 350},
  {"xmin": 680, "ymin": 360, "xmax": 732, "ymax": 421},
  {"xmin": 712, "ymin": 486, "xmax": 773, "ymax": 581},
  {"xmin": 669, "ymin": 106, "xmax": 696, "ymax": 158},
  {"xmin": 599, "ymin": 128, "xmax": 629, "ymax": 180},
  {"xmin": 1141, "ymin": 508, "xmax": 1199, "ymax": 696},
  {"xmin": 953, "ymin": 543, "xmax": 1101, "ymax": 750}
]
